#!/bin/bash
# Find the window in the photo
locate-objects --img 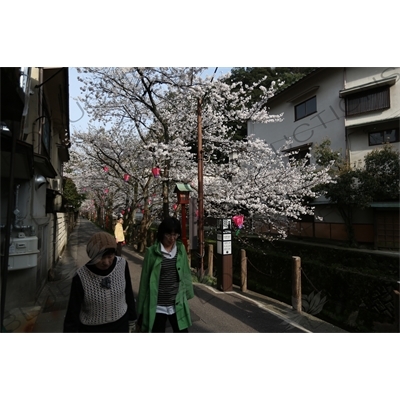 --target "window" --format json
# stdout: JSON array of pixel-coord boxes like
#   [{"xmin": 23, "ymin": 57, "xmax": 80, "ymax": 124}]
[
  {"xmin": 283, "ymin": 143, "xmax": 312, "ymax": 166},
  {"xmin": 346, "ymin": 86, "xmax": 390, "ymax": 116},
  {"xmin": 368, "ymin": 129, "xmax": 399, "ymax": 146},
  {"xmin": 295, "ymin": 96, "xmax": 316, "ymax": 121},
  {"xmin": 19, "ymin": 67, "xmax": 29, "ymax": 91}
]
